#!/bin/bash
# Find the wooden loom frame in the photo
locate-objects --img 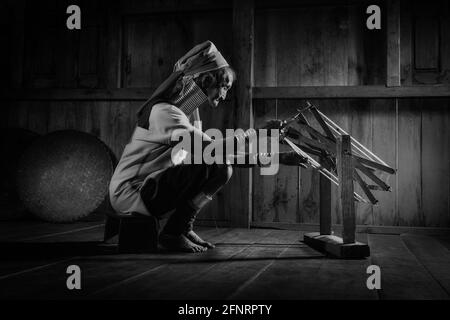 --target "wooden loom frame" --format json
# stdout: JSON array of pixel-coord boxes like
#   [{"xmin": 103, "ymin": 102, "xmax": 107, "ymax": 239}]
[{"xmin": 279, "ymin": 101, "xmax": 396, "ymax": 258}]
